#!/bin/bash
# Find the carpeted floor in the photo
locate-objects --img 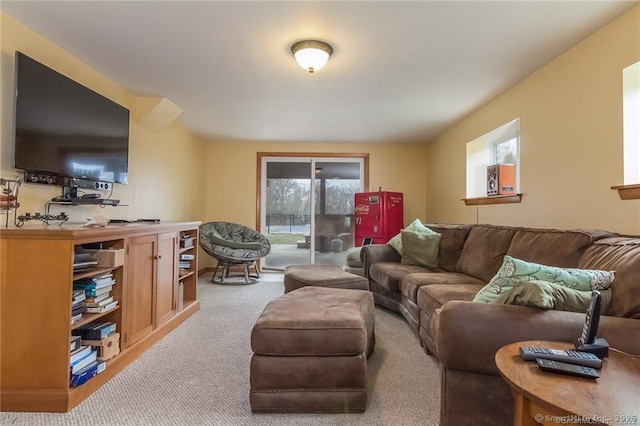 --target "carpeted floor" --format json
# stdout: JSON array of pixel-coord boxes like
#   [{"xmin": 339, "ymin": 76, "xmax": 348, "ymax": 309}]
[{"xmin": 0, "ymin": 273, "xmax": 441, "ymax": 425}]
